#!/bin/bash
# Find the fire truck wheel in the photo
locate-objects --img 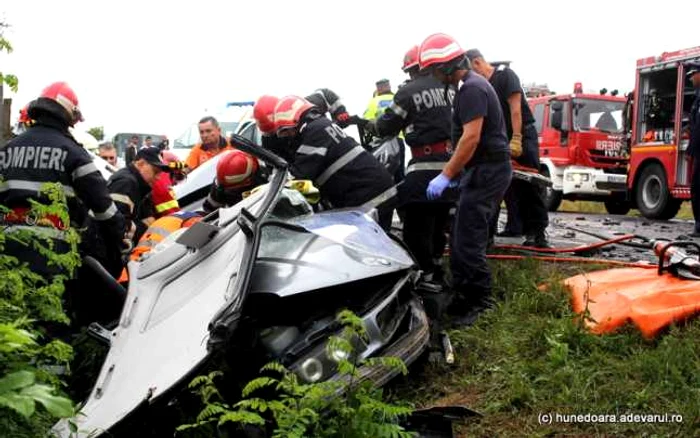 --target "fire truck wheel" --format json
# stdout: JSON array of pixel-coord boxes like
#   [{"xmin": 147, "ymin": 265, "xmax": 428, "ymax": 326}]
[
  {"xmin": 603, "ymin": 199, "xmax": 631, "ymax": 215},
  {"xmin": 635, "ymin": 163, "xmax": 681, "ymax": 220},
  {"xmin": 540, "ymin": 167, "xmax": 562, "ymax": 211}
]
